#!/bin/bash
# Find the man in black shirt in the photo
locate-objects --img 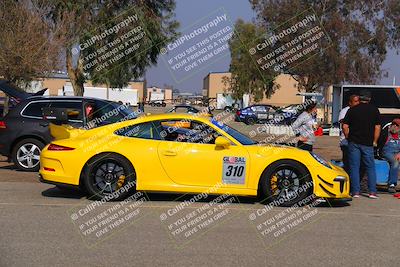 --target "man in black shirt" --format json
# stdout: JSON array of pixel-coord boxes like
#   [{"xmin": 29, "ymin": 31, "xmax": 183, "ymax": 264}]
[{"xmin": 342, "ymin": 90, "xmax": 381, "ymax": 198}]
